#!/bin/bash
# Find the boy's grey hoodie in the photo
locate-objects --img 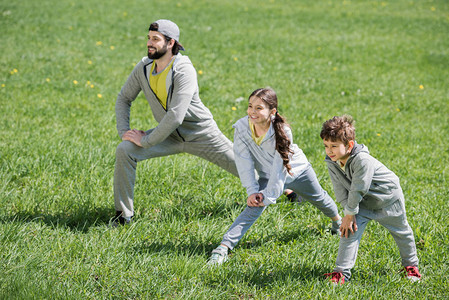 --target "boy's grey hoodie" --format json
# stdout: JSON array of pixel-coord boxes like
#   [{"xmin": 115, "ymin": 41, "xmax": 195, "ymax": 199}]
[
  {"xmin": 115, "ymin": 54, "xmax": 220, "ymax": 148},
  {"xmin": 325, "ymin": 142, "xmax": 402, "ymax": 216},
  {"xmin": 233, "ymin": 116, "xmax": 309, "ymax": 206}
]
